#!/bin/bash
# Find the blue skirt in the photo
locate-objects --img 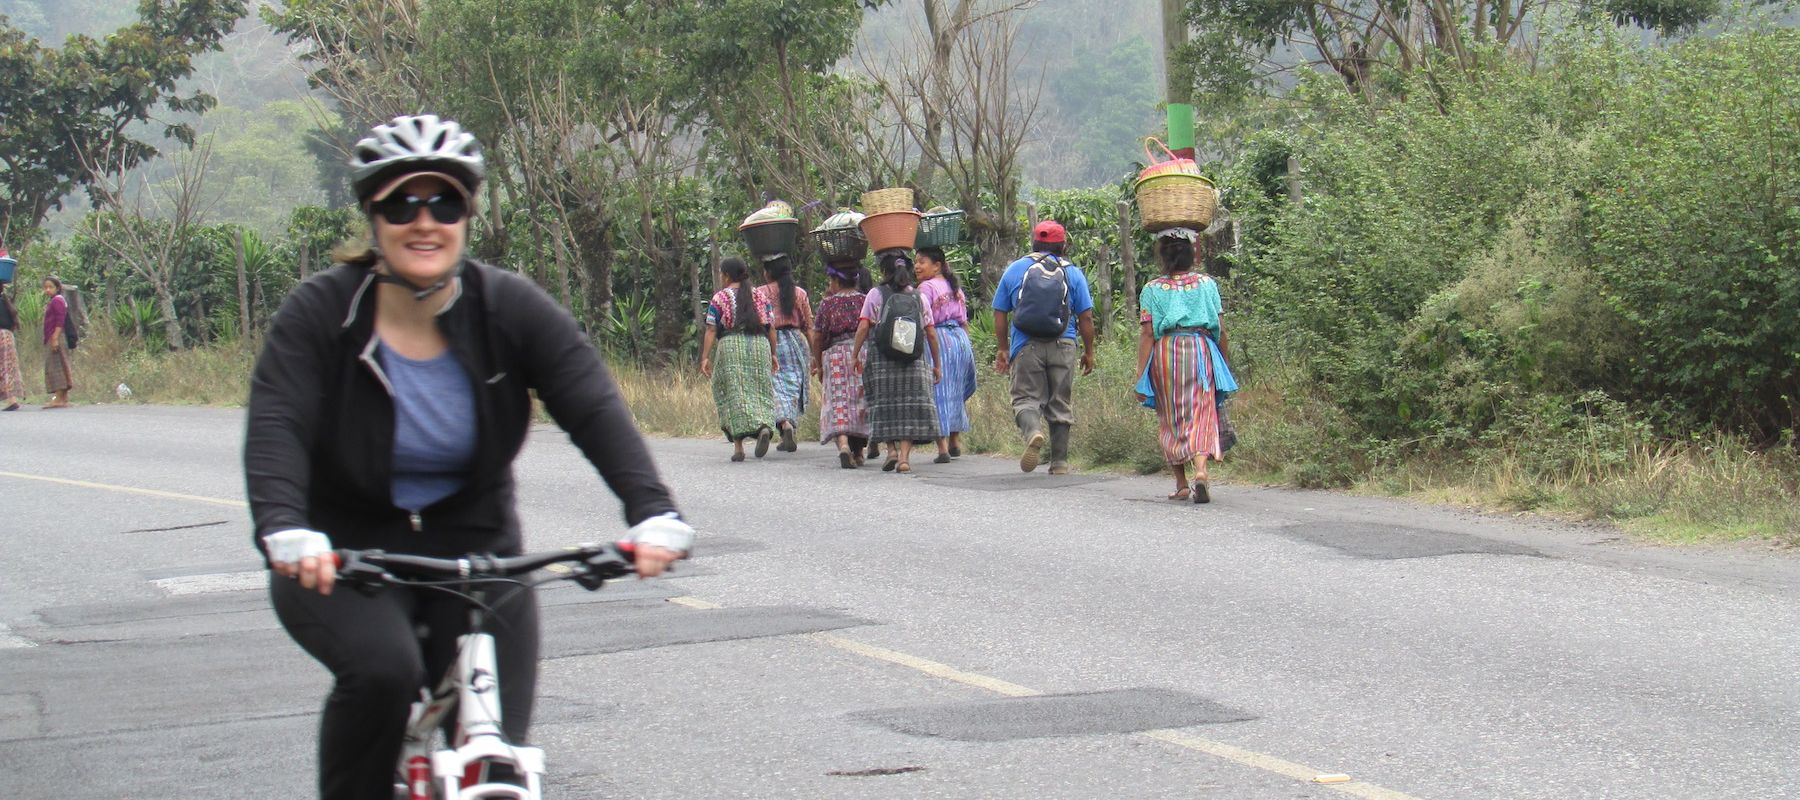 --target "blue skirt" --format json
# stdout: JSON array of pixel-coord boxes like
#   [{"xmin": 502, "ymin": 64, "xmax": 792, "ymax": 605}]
[
  {"xmin": 772, "ymin": 328, "xmax": 810, "ymax": 425},
  {"xmin": 931, "ymin": 324, "xmax": 976, "ymax": 436}
]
